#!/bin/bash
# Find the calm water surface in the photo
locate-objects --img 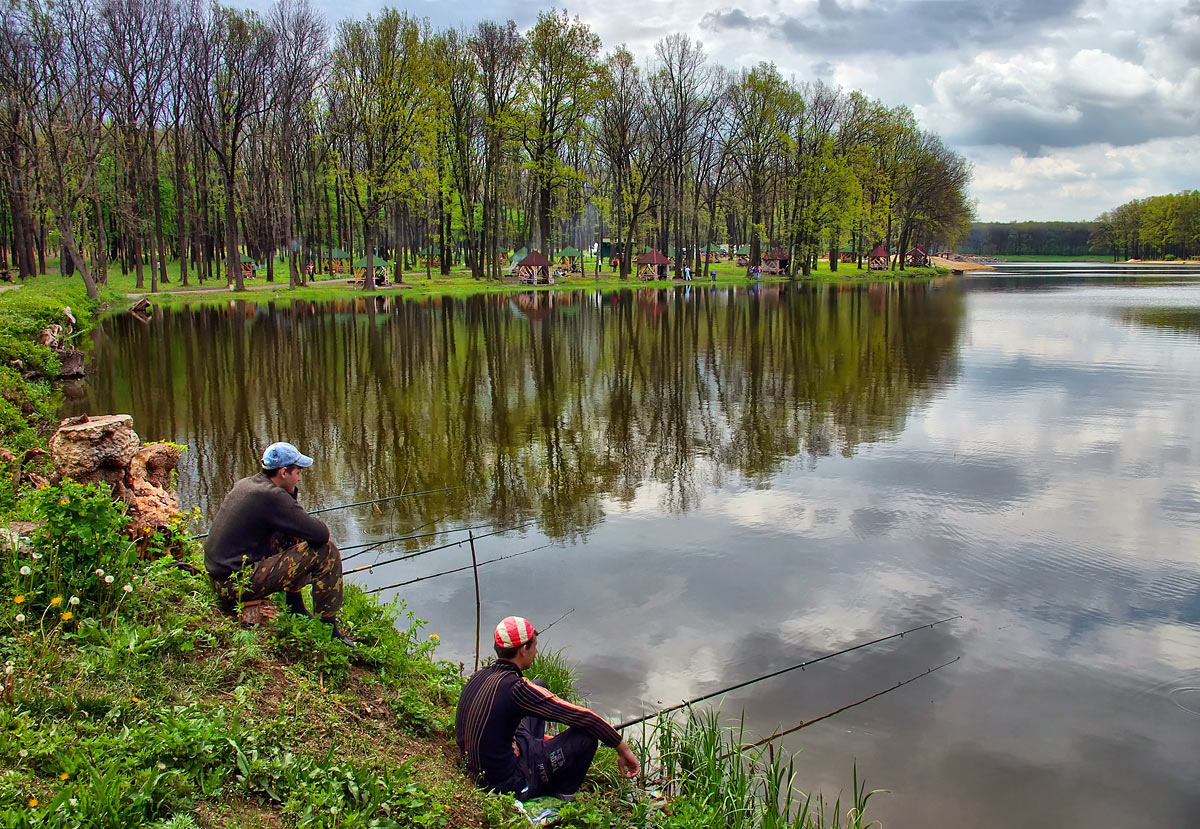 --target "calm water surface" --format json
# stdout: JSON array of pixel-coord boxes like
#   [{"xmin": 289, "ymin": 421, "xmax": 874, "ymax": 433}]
[{"xmin": 66, "ymin": 264, "xmax": 1200, "ymax": 828}]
